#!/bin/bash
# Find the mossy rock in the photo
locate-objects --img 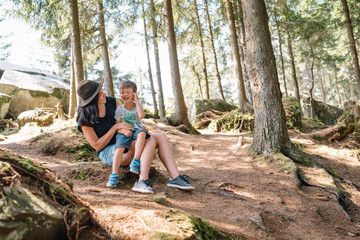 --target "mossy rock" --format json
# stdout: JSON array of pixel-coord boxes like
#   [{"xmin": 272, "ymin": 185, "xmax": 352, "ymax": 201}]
[
  {"xmin": 149, "ymin": 209, "xmax": 236, "ymax": 240},
  {"xmin": 209, "ymin": 109, "xmax": 254, "ymax": 133},
  {"xmin": 282, "ymin": 97, "xmax": 302, "ymax": 129}
]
